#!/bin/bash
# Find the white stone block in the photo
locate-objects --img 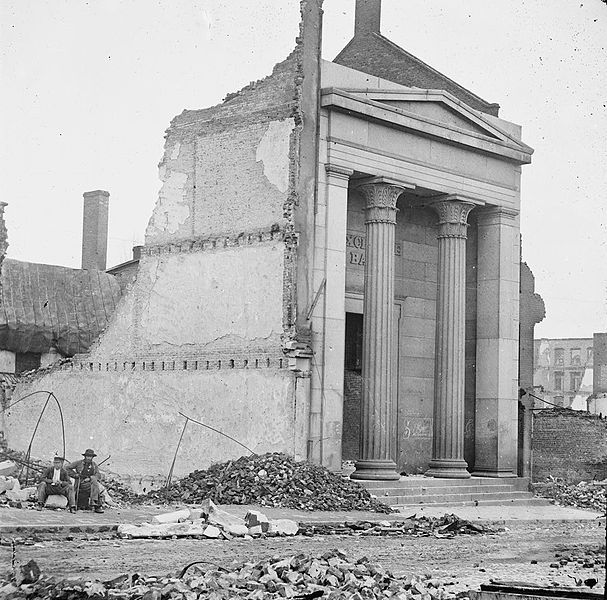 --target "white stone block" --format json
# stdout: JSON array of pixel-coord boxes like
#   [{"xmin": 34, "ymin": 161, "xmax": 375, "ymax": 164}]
[
  {"xmin": 269, "ymin": 519, "xmax": 299, "ymax": 536},
  {"xmin": 151, "ymin": 508, "xmax": 191, "ymax": 524},
  {"xmin": 45, "ymin": 494, "xmax": 68, "ymax": 508}
]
